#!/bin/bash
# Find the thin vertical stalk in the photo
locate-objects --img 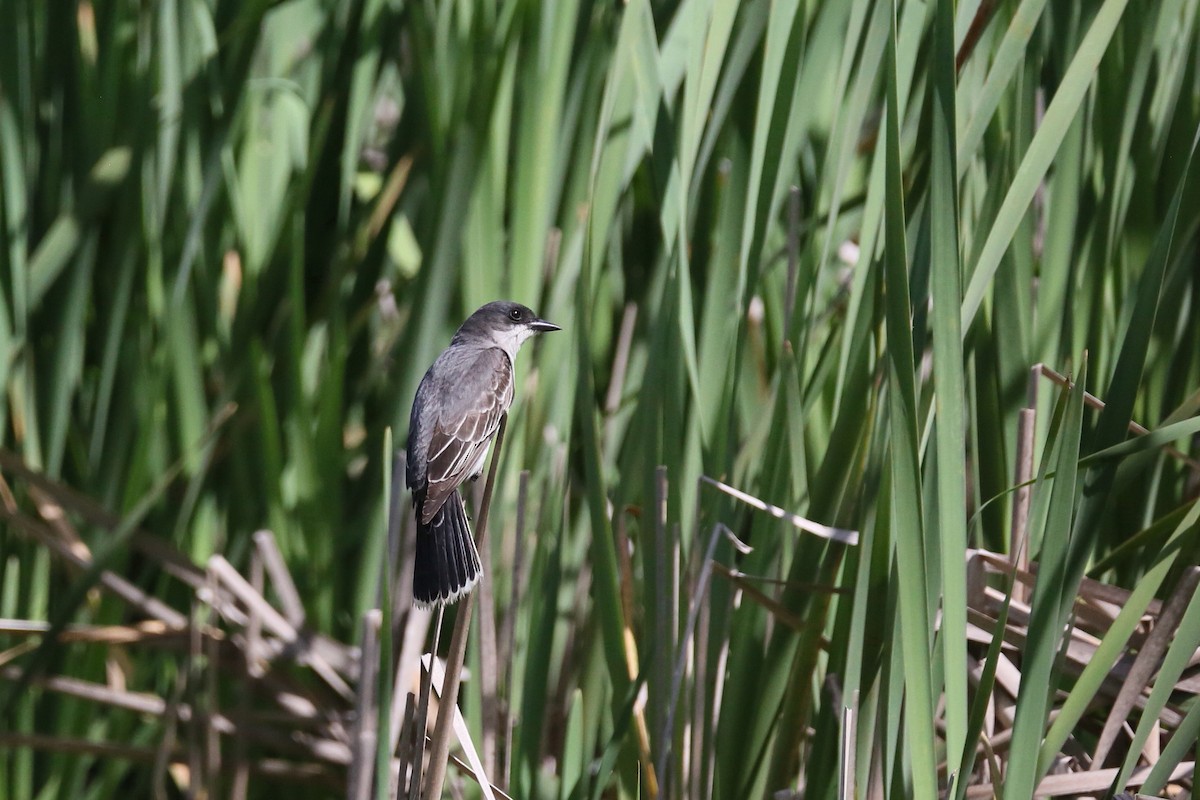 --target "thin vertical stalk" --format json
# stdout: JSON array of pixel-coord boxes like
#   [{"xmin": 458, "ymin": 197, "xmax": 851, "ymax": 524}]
[
  {"xmin": 423, "ymin": 415, "xmax": 507, "ymax": 799},
  {"xmin": 349, "ymin": 609, "xmax": 382, "ymax": 800}
]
